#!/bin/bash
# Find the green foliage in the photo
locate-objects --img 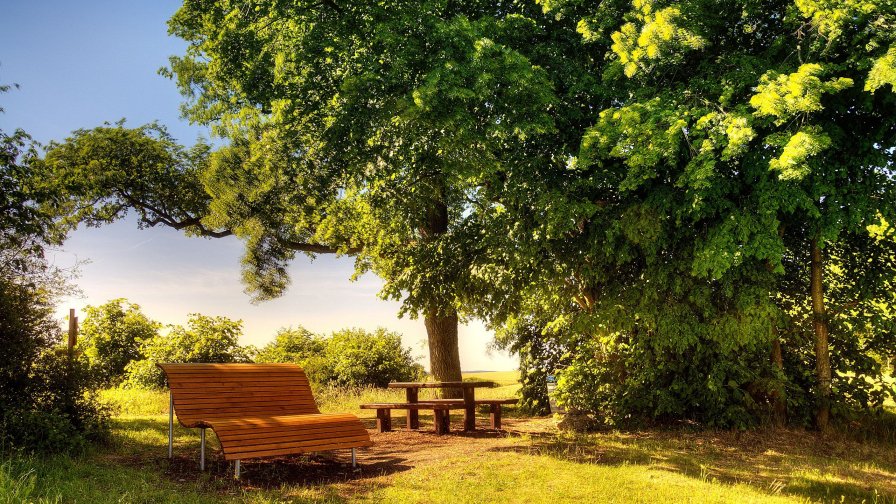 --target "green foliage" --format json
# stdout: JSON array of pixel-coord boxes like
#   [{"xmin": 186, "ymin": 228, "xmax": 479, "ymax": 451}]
[
  {"xmin": 749, "ymin": 64, "xmax": 853, "ymax": 123},
  {"xmin": 31, "ymin": 0, "xmax": 896, "ymax": 429},
  {"xmin": 0, "ymin": 276, "xmax": 109, "ymax": 453},
  {"xmin": 488, "ymin": 0, "xmax": 896, "ymax": 429},
  {"xmin": 319, "ymin": 328, "xmax": 423, "ymax": 388},
  {"xmin": 606, "ymin": 0, "xmax": 705, "ymax": 77},
  {"xmin": 2, "ymin": 350, "xmax": 111, "ymax": 454},
  {"xmin": 0, "ymin": 92, "xmax": 109, "ymax": 453},
  {"xmin": 77, "ymin": 299, "xmax": 159, "ymax": 386},
  {"xmin": 257, "ymin": 326, "xmax": 423, "ymax": 388},
  {"xmin": 495, "ymin": 318, "xmax": 567, "ymax": 416},
  {"xmin": 254, "ymin": 326, "xmax": 324, "ymax": 365},
  {"xmin": 124, "ymin": 314, "xmax": 254, "ymax": 389},
  {"xmin": 866, "ymin": 47, "xmax": 896, "ymax": 92}
]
